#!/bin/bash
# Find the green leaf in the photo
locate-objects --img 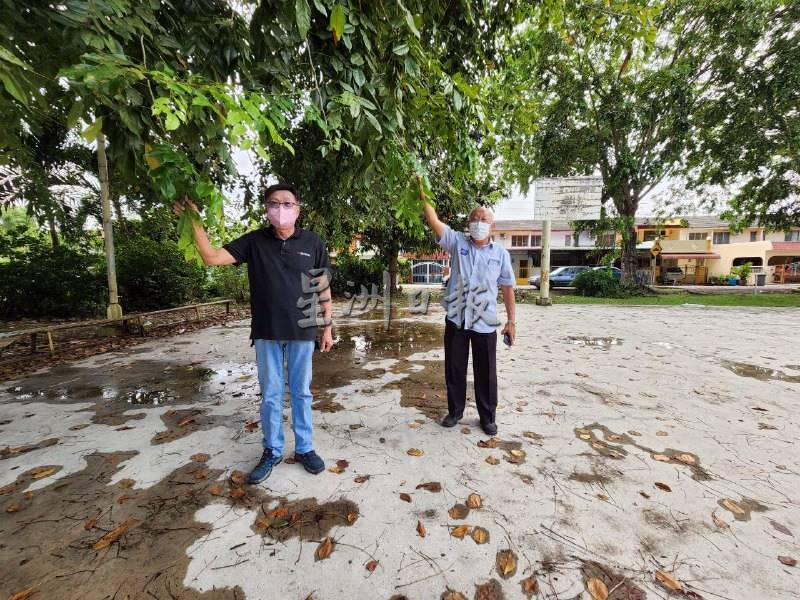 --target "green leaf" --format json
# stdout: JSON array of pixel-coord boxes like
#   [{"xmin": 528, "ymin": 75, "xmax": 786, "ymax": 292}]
[
  {"xmin": 0, "ymin": 72, "xmax": 28, "ymax": 106},
  {"xmin": 66, "ymin": 100, "xmax": 85, "ymax": 128},
  {"xmin": 312, "ymin": 0, "xmax": 327, "ymax": 16},
  {"xmin": 393, "ymin": 43, "xmax": 409, "ymax": 56},
  {"xmin": 405, "ymin": 10, "xmax": 420, "ymax": 37},
  {"xmin": 330, "ymin": 4, "xmax": 346, "ymax": 43},
  {"xmin": 0, "ymin": 47, "xmax": 30, "ymax": 70},
  {"xmin": 81, "ymin": 117, "xmax": 103, "ymax": 142},
  {"xmin": 365, "ymin": 111, "xmax": 382, "ymax": 134},
  {"xmin": 296, "ymin": 0, "xmax": 311, "ymax": 39},
  {"xmin": 165, "ymin": 113, "xmax": 181, "ymax": 130}
]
